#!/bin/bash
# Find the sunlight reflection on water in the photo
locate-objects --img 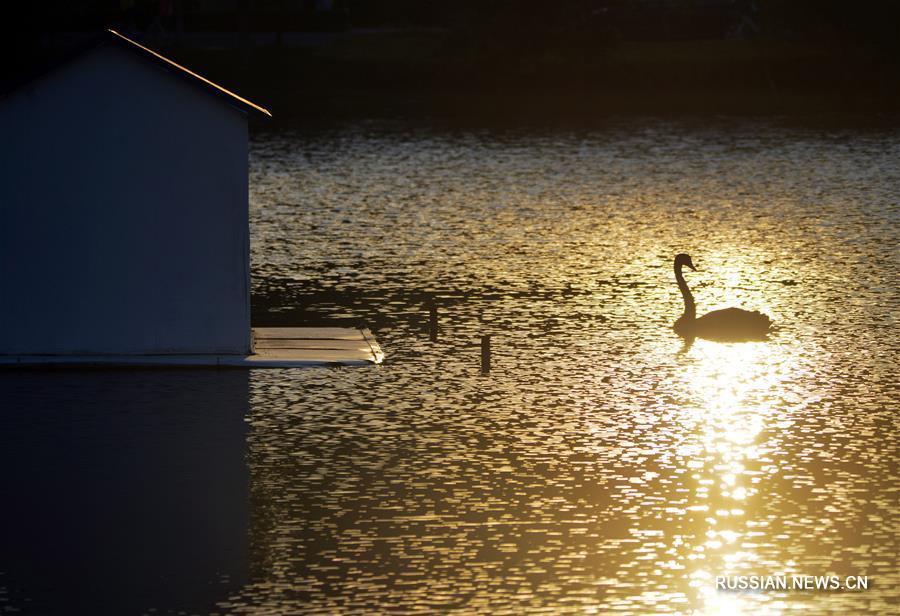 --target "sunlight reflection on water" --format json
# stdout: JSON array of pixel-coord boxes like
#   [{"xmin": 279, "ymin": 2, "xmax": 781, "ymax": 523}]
[{"xmin": 233, "ymin": 119, "xmax": 899, "ymax": 614}]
